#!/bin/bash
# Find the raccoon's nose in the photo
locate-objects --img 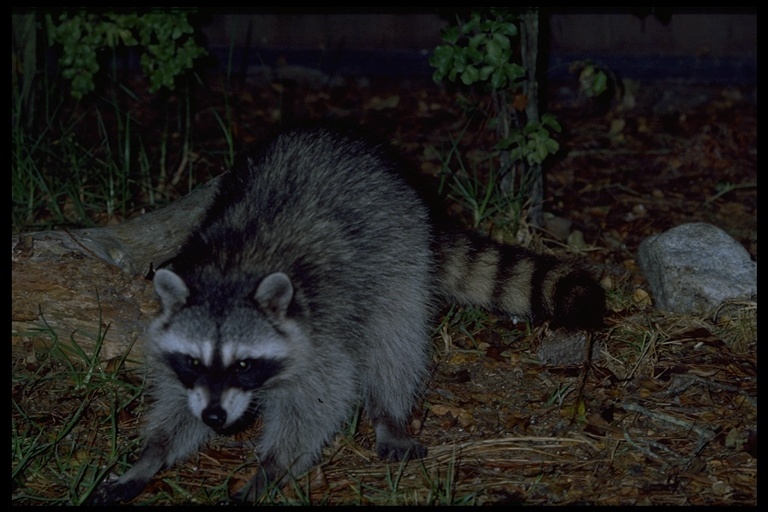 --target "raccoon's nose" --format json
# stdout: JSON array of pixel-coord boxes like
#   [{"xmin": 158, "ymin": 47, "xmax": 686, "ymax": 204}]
[{"xmin": 202, "ymin": 405, "xmax": 227, "ymax": 429}]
